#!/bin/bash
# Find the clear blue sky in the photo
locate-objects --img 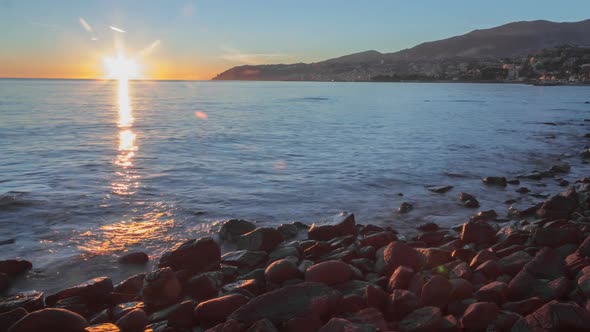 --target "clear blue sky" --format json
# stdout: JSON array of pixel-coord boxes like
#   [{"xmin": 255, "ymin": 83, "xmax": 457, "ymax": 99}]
[{"xmin": 1, "ymin": 0, "xmax": 589, "ymax": 79}]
